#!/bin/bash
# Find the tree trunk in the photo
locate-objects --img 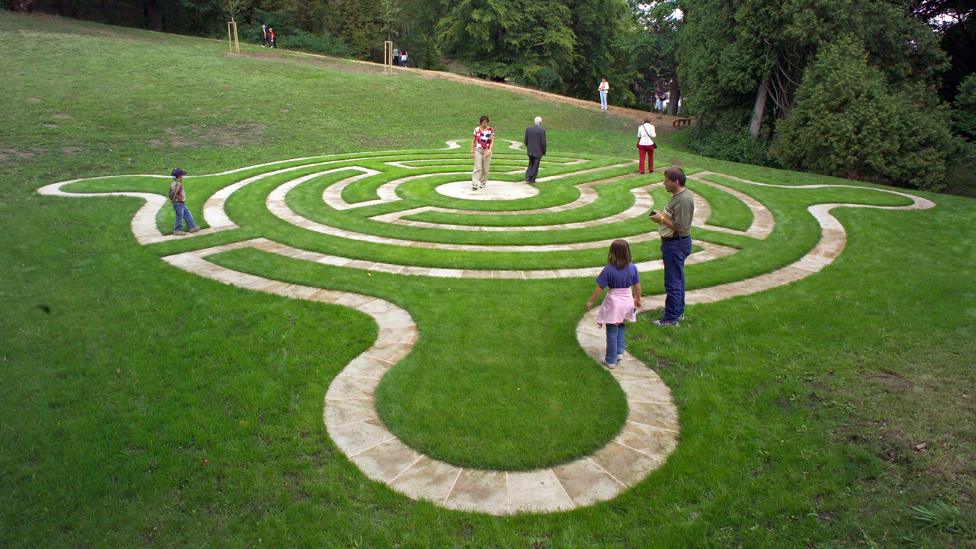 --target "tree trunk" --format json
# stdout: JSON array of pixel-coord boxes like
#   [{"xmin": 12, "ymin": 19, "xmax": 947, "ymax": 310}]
[
  {"xmin": 667, "ymin": 78, "xmax": 681, "ymax": 116},
  {"xmin": 749, "ymin": 75, "xmax": 770, "ymax": 138}
]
